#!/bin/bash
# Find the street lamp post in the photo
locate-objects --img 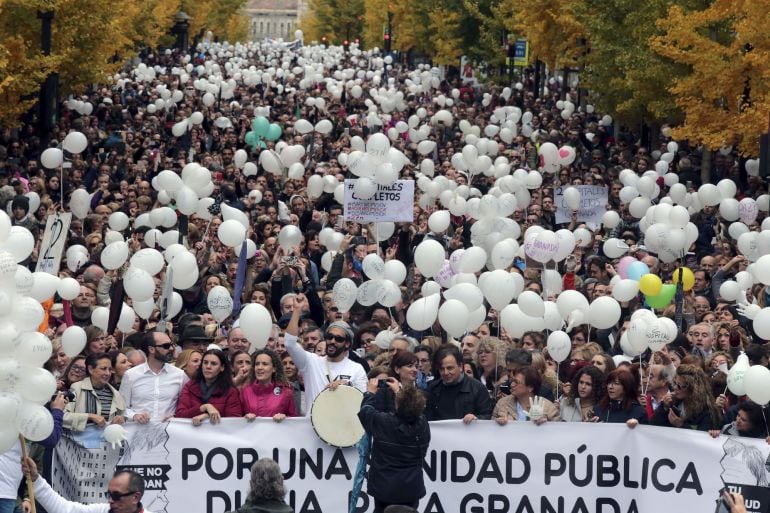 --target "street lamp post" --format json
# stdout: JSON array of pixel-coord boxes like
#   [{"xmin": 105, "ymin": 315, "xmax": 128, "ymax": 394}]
[
  {"xmin": 172, "ymin": 12, "xmax": 190, "ymax": 53},
  {"xmin": 37, "ymin": 10, "xmax": 58, "ymax": 145}
]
